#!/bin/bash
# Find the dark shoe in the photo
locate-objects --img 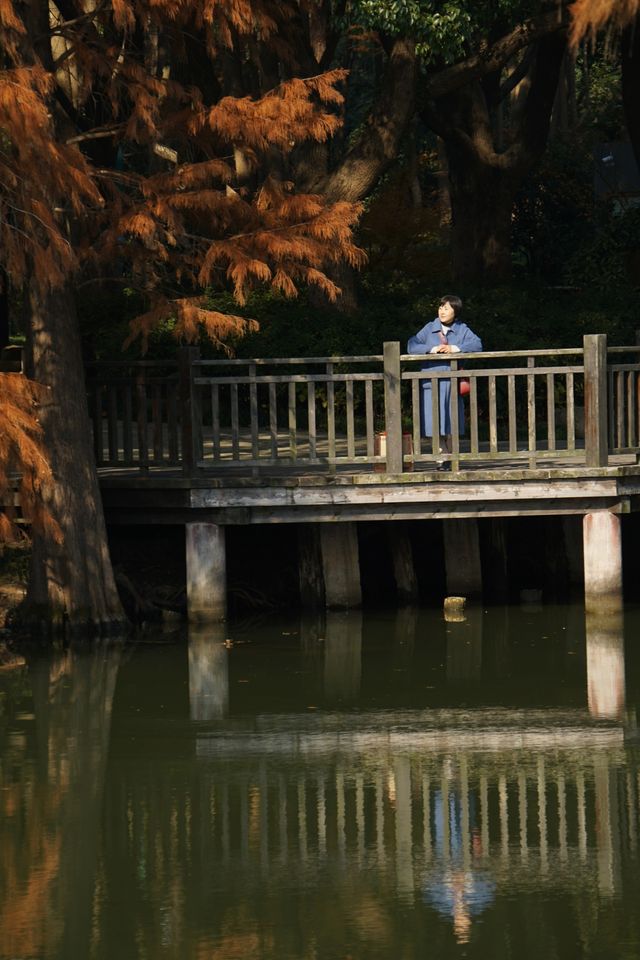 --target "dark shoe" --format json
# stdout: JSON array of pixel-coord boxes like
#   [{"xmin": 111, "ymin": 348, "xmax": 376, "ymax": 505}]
[{"xmin": 436, "ymin": 461, "xmax": 451, "ymax": 472}]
